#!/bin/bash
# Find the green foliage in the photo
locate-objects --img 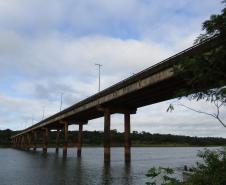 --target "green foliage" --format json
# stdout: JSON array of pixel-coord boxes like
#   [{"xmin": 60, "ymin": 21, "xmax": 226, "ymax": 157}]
[
  {"xmin": 146, "ymin": 148, "xmax": 226, "ymax": 185},
  {"xmin": 195, "ymin": 1, "xmax": 226, "ymax": 44},
  {"xmin": 146, "ymin": 167, "xmax": 181, "ymax": 185},
  {"xmin": 174, "ymin": 1, "xmax": 226, "ymax": 102},
  {"xmin": 0, "ymin": 129, "xmax": 15, "ymax": 146},
  {"xmin": 185, "ymin": 148, "xmax": 226, "ymax": 185}
]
